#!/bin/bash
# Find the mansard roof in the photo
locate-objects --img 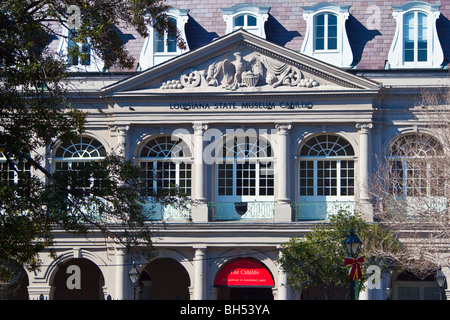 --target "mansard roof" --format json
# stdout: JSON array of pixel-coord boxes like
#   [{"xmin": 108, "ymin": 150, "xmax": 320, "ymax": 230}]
[{"xmin": 108, "ymin": 0, "xmax": 449, "ymax": 71}]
